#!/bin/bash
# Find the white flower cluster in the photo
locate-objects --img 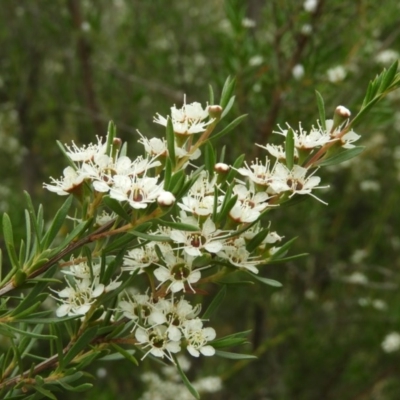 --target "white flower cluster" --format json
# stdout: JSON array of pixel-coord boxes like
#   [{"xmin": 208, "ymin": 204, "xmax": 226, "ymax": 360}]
[
  {"xmin": 47, "ymin": 97, "xmax": 356, "ymax": 366},
  {"xmin": 139, "ymin": 356, "xmax": 222, "ymax": 400},
  {"xmin": 119, "ymin": 294, "xmax": 216, "ymax": 361},
  {"xmin": 52, "ymin": 258, "xmax": 122, "ymax": 317}
]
